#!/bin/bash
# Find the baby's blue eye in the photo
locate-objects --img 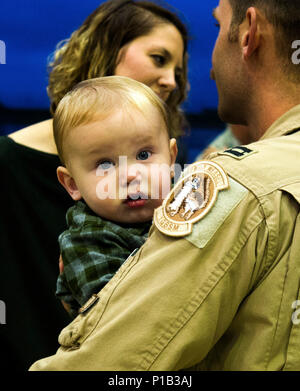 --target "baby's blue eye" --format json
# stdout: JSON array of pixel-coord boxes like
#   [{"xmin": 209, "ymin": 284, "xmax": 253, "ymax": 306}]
[
  {"xmin": 98, "ymin": 160, "xmax": 114, "ymax": 170},
  {"xmin": 137, "ymin": 151, "xmax": 151, "ymax": 161}
]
